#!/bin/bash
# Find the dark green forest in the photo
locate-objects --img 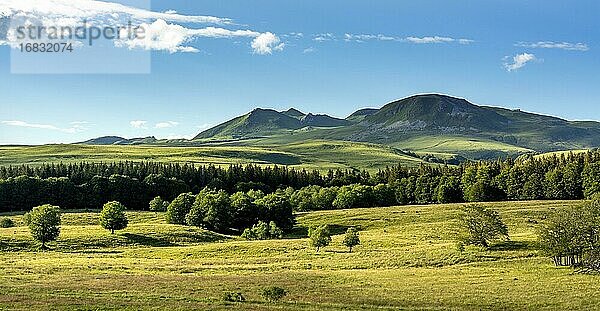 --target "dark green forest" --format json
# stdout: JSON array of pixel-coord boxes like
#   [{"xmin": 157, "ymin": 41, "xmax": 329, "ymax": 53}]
[{"xmin": 1, "ymin": 150, "xmax": 600, "ymax": 214}]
